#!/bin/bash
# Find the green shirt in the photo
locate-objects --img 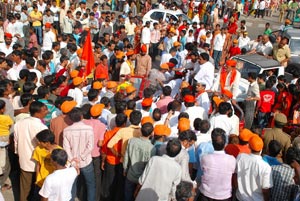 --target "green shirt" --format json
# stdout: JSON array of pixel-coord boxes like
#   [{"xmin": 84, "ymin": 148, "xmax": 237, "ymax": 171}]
[{"xmin": 264, "ymin": 28, "xmax": 272, "ymax": 36}]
